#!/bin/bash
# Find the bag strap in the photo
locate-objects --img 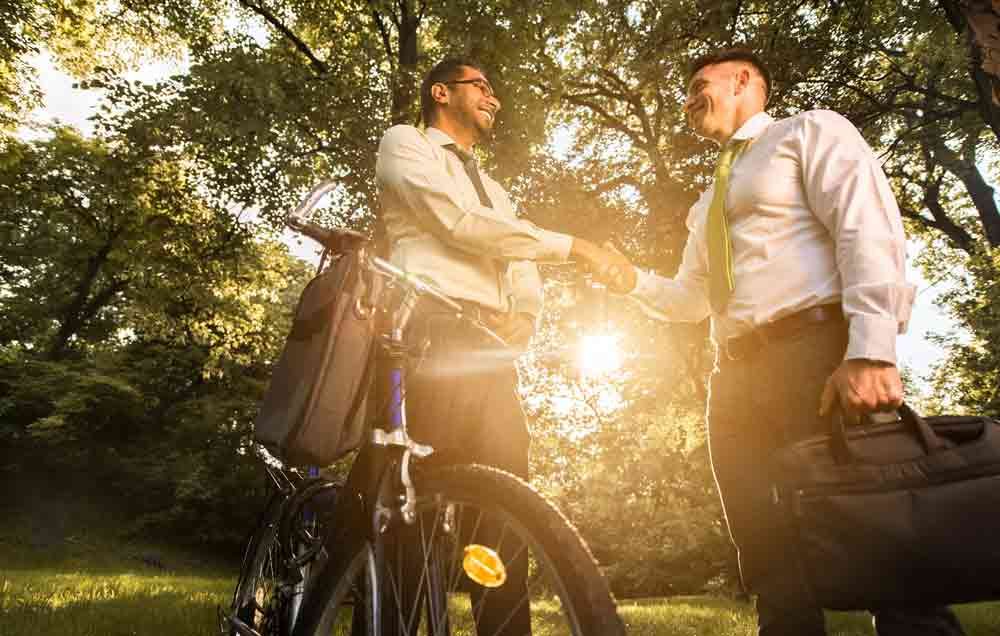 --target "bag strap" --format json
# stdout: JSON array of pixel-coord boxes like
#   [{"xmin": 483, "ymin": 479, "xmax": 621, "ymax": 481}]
[
  {"xmin": 831, "ymin": 401, "xmax": 948, "ymax": 464},
  {"xmin": 898, "ymin": 402, "xmax": 949, "ymax": 452}
]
